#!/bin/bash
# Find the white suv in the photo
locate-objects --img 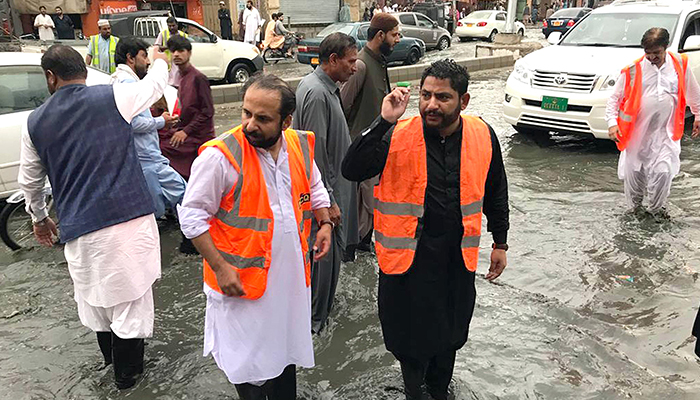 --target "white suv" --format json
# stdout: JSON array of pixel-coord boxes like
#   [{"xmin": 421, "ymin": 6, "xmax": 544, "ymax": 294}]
[{"xmin": 503, "ymin": 0, "xmax": 700, "ymax": 139}]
